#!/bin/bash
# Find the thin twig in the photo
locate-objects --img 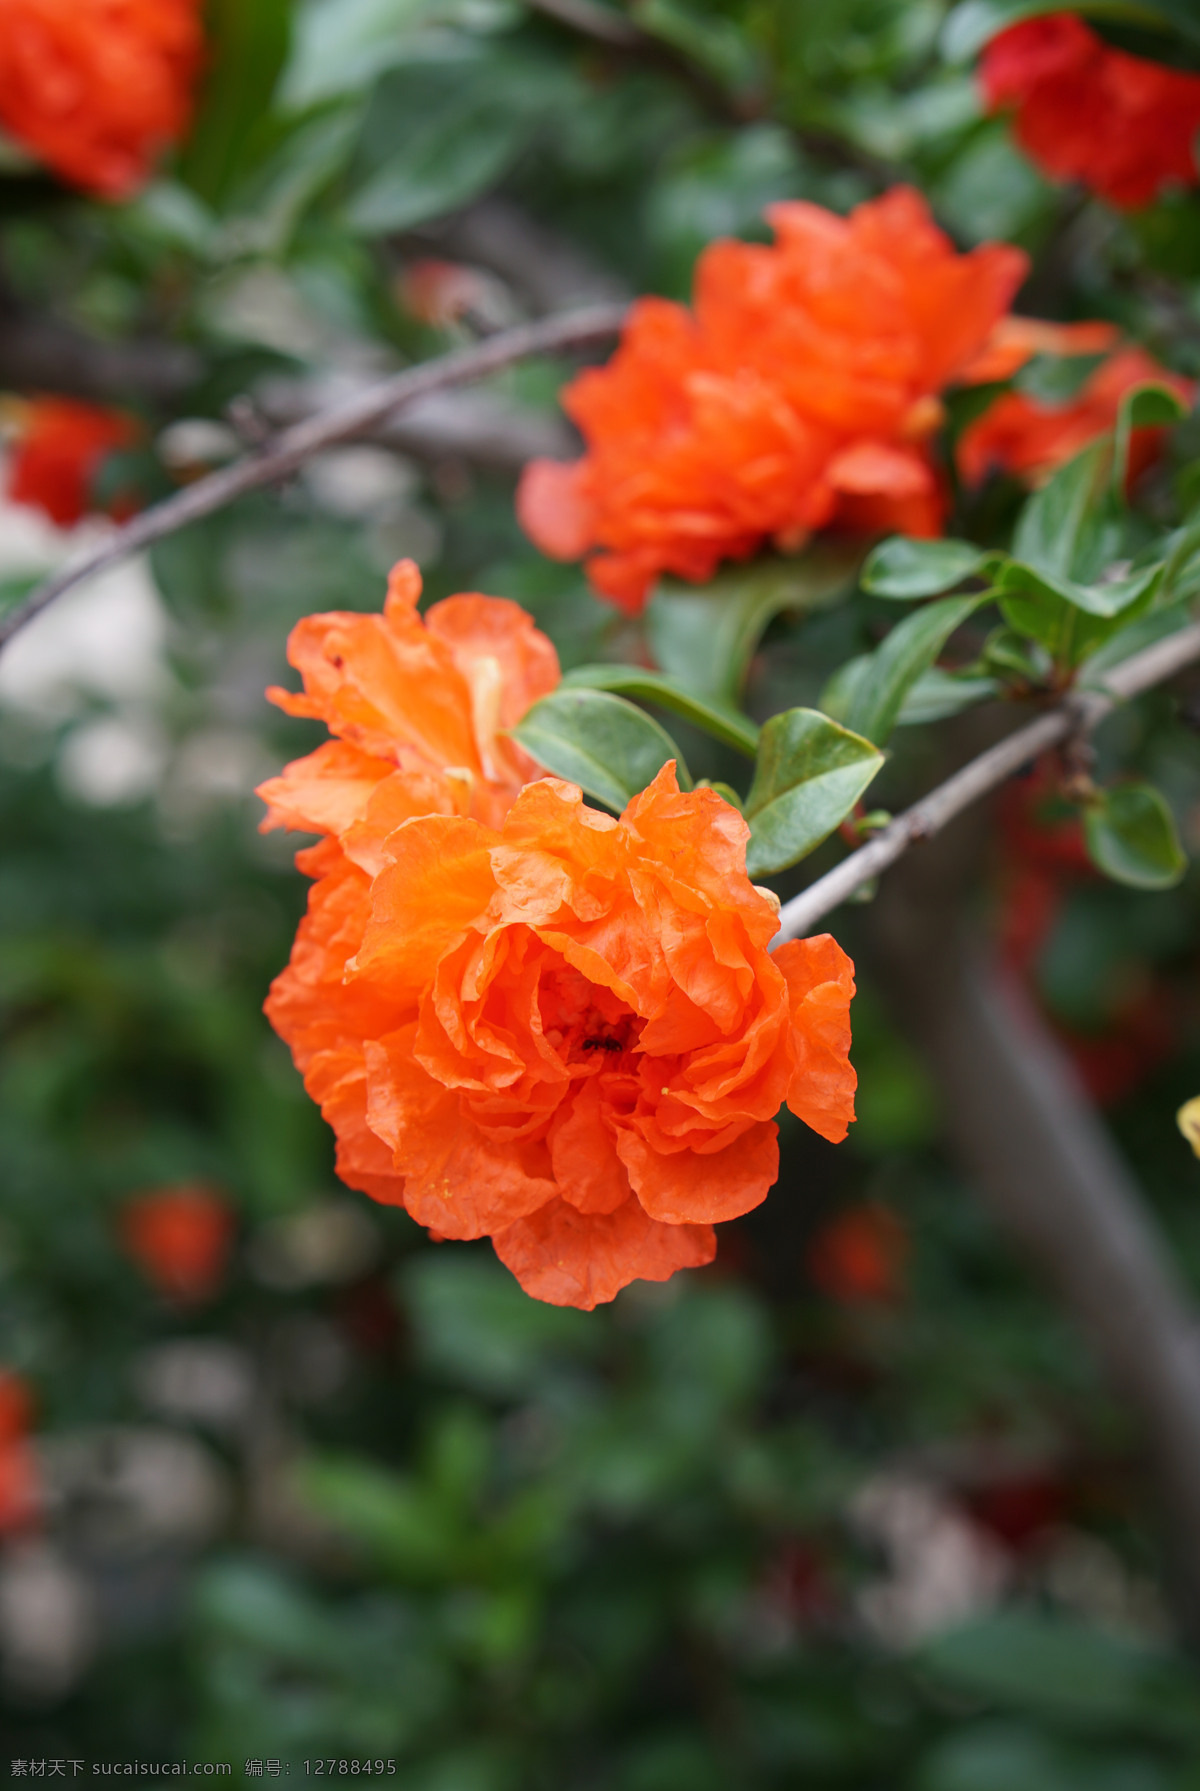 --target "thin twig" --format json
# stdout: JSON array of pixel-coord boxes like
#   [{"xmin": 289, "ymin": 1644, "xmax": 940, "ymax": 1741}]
[
  {"xmin": 775, "ymin": 618, "xmax": 1200, "ymax": 944},
  {"xmin": 0, "ymin": 304, "xmax": 628, "ymax": 653}
]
